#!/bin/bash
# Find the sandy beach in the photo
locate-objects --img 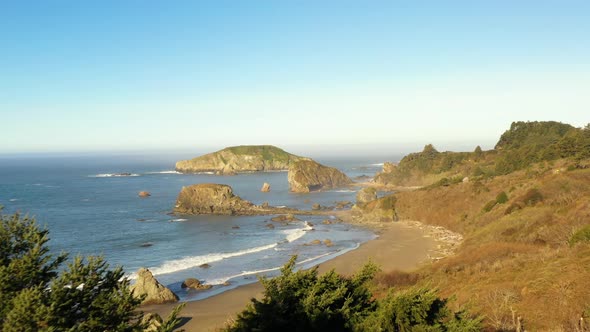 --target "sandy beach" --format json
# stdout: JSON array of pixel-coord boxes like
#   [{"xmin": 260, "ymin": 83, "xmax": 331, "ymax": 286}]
[{"xmin": 143, "ymin": 219, "xmax": 458, "ymax": 332}]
